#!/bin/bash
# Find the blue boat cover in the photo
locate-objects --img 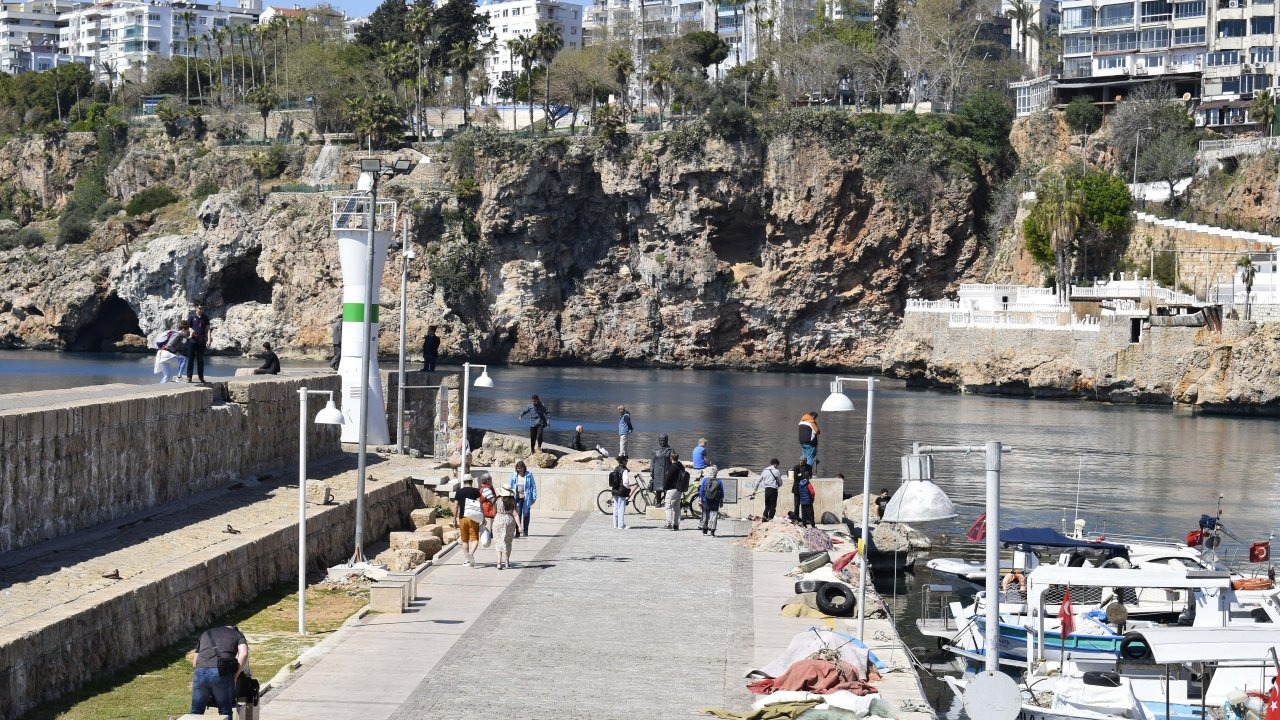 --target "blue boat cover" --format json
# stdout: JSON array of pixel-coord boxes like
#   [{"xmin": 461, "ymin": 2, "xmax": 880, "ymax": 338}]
[{"xmin": 1000, "ymin": 527, "xmax": 1130, "ymax": 555}]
